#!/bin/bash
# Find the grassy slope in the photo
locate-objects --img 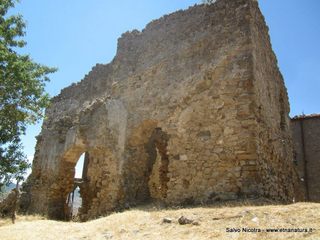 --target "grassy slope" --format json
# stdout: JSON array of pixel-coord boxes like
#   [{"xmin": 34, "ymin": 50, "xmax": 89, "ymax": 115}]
[{"xmin": 0, "ymin": 201, "xmax": 319, "ymax": 240}]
